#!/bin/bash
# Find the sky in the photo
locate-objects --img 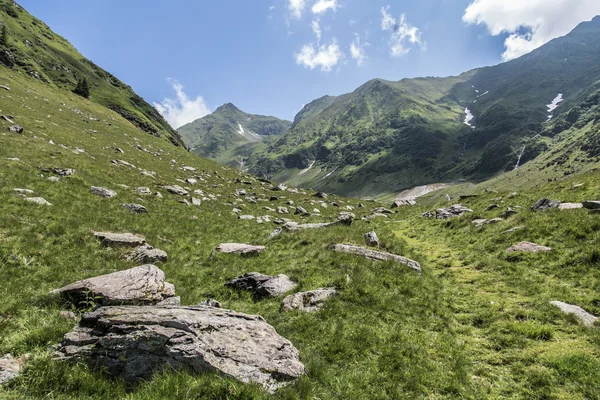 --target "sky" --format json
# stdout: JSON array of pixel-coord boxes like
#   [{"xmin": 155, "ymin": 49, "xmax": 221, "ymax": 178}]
[{"xmin": 17, "ymin": 0, "xmax": 600, "ymax": 128}]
